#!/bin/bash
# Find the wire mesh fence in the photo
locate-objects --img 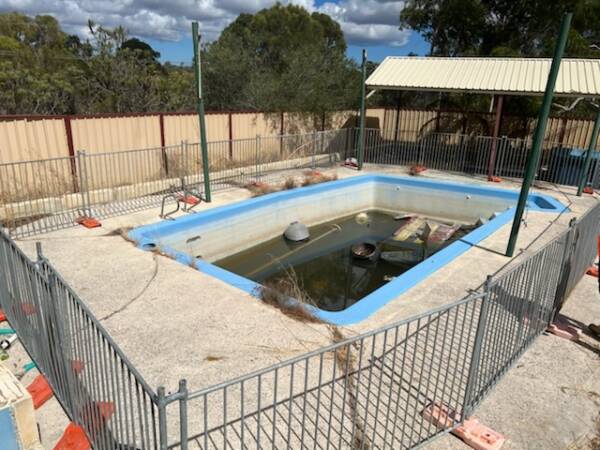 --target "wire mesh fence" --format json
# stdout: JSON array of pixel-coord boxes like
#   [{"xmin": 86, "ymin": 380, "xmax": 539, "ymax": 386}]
[
  {"xmin": 154, "ymin": 204, "xmax": 600, "ymax": 450},
  {"xmin": 1, "ymin": 127, "xmax": 597, "ymax": 237},
  {"xmin": 0, "ymin": 199, "xmax": 598, "ymax": 449},
  {"xmin": 357, "ymin": 129, "xmax": 599, "ymax": 187},
  {"xmin": 0, "ymin": 129, "xmax": 352, "ymax": 237},
  {"xmin": 0, "ymin": 228, "xmax": 160, "ymax": 450}
]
